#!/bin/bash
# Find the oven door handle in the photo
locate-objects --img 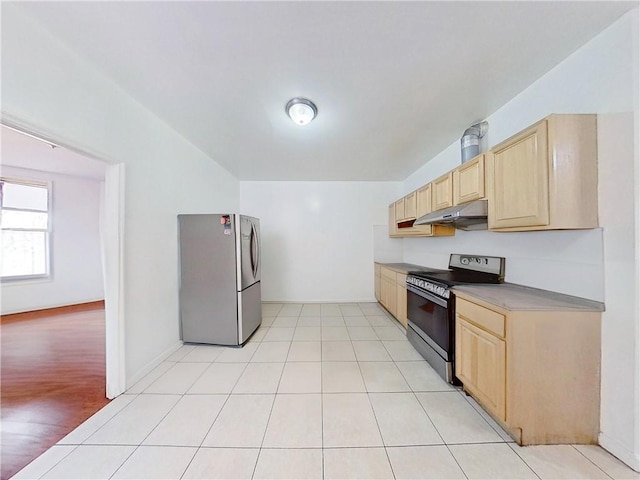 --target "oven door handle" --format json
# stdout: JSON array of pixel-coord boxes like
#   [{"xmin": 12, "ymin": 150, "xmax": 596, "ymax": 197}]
[{"xmin": 406, "ymin": 284, "xmax": 449, "ymax": 308}]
